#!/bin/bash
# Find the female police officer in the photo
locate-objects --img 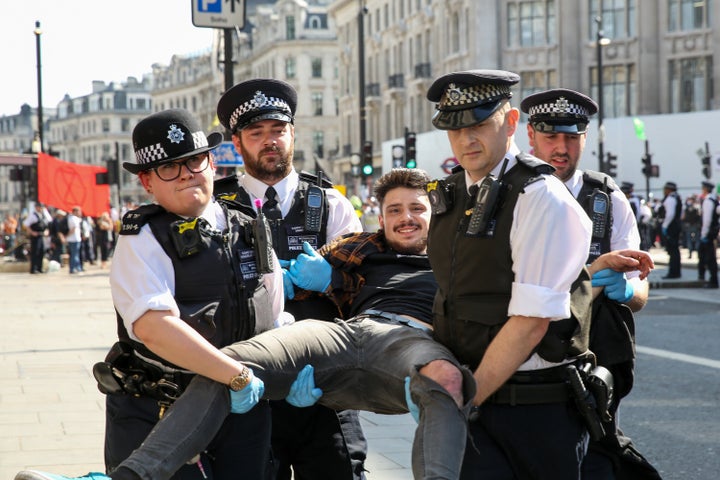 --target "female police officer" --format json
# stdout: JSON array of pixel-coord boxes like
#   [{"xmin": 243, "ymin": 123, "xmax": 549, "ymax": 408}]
[{"xmin": 104, "ymin": 109, "xmax": 284, "ymax": 479}]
